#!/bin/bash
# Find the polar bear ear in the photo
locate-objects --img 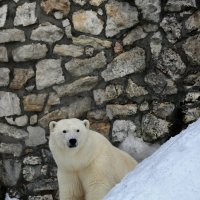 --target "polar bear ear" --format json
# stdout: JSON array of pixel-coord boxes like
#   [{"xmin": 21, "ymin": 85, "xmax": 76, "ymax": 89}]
[
  {"xmin": 83, "ymin": 119, "xmax": 90, "ymax": 129},
  {"xmin": 49, "ymin": 121, "xmax": 57, "ymax": 131}
]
